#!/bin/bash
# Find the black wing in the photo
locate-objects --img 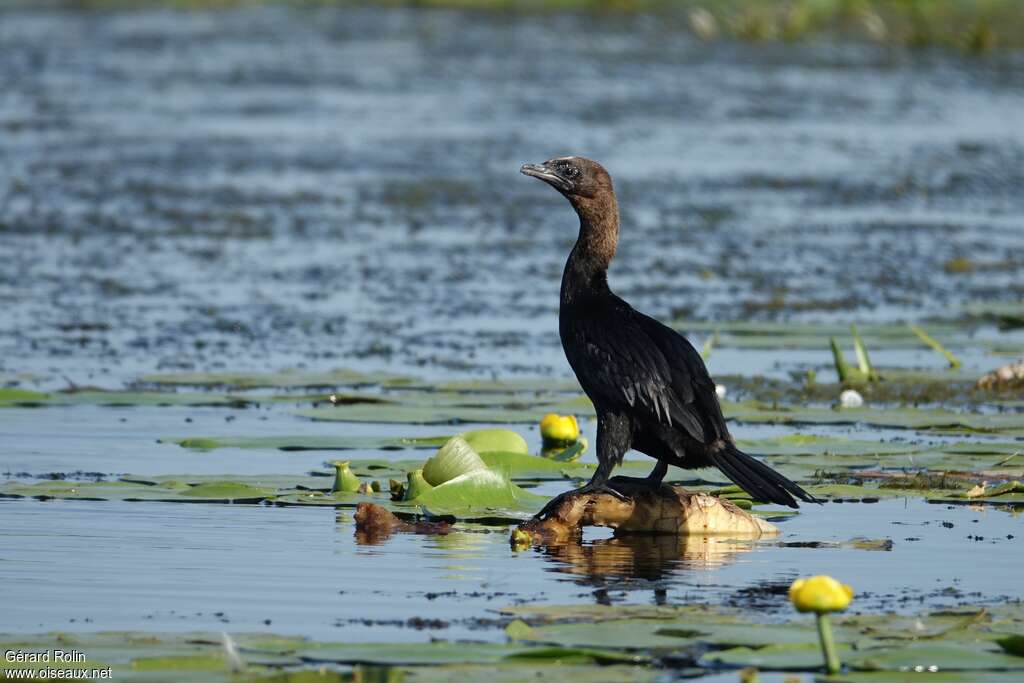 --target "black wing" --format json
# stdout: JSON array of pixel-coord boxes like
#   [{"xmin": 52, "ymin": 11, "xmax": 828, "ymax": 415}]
[{"xmin": 564, "ymin": 298, "xmax": 729, "ymax": 446}]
